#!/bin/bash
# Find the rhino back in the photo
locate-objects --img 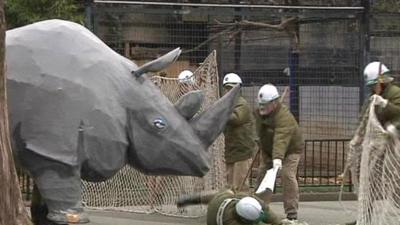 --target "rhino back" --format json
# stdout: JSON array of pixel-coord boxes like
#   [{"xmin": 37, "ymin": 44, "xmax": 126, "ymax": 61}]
[{"xmin": 6, "ymin": 20, "xmax": 133, "ymax": 168}]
